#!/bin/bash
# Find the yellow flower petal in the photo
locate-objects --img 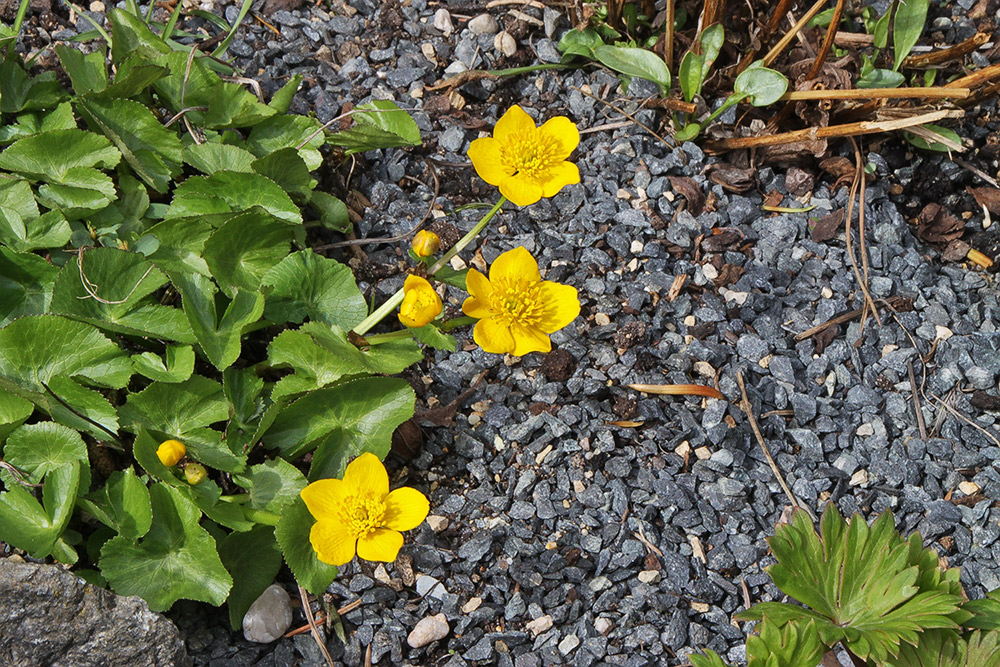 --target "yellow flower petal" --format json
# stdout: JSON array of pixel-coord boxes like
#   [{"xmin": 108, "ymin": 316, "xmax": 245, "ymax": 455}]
[
  {"xmin": 490, "ymin": 246, "xmax": 540, "ymax": 284},
  {"xmin": 462, "ymin": 269, "xmax": 493, "ymax": 319},
  {"xmin": 510, "ymin": 323, "xmax": 552, "ymax": 356},
  {"xmin": 300, "ymin": 478, "xmax": 350, "ymax": 521},
  {"xmin": 493, "ymin": 104, "xmax": 535, "ymax": 141},
  {"xmin": 473, "ymin": 317, "xmax": 516, "ymax": 354},
  {"xmin": 310, "ymin": 520, "xmax": 357, "ymax": 566},
  {"xmin": 534, "ymin": 281, "xmax": 581, "ymax": 333},
  {"xmin": 356, "ymin": 527, "xmax": 404, "ymax": 562},
  {"xmin": 382, "ymin": 486, "xmax": 430, "ymax": 531},
  {"xmin": 499, "ymin": 175, "xmax": 543, "ymax": 207},
  {"xmin": 539, "ymin": 116, "xmax": 580, "ymax": 159},
  {"xmin": 540, "ymin": 161, "xmax": 580, "ymax": 198},
  {"xmin": 467, "ymin": 137, "xmax": 510, "ymax": 186},
  {"xmin": 342, "ymin": 452, "xmax": 389, "ymax": 499}
]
